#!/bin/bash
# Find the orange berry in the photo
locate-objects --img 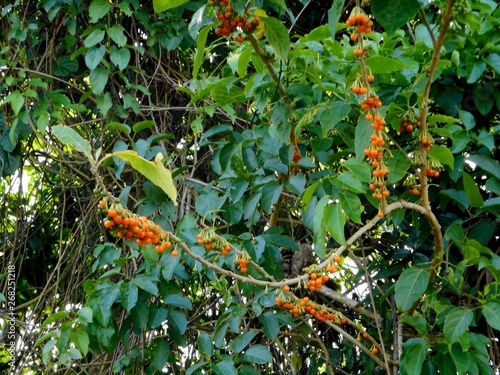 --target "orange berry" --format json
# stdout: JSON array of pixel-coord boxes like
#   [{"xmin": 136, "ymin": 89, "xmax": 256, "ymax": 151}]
[
  {"xmin": 372, "ymin": 348, "xmax": 379, "ymax": 355},
  {"xmin": 171, "ymin": 249, "xmax": 179, "ymax": 257},
  {"xmin": 107, "ymin": 208, "xmax": 118, "ymax": 218},
  {"xmin": 283, "ymin": 285, "xmax": 290, "ymax": 293},
  {"xmin": 334, "ymin": 255, "xmax": 341, "ymax": 263},
  {"xmin": 276, "ymin": 297, "xmax": 282, "ymax": 306},
  {"xmin": 356, "ymin": 337, "xmax": 362, "ymax": 342},
  {"xmin": 310, "ymin": 273, "xmax": 318, "ymax": 280},
  {"xmin": 350, "ymin": 33, "xmax": 358, "ymax": 41},
  {"xmin": 368, "ymin": 74, "xmax": 375, "ymax": 82},
  {"xmin": 377, "ymin": 211, "xmax": 384, "ymax": 218},
  {"xmin": 363, "ymin": 332, "xmax": 369, "ymax": 338},
  {"xmin": 98, "ymin": 200, "xmax": 107, "ymax": 208},
  {"xmin": 365, "ymin": 113, "xmax": 373, "ymax": 121},
  {"xmin": 104, "ymin": 220, "xmax": 114, "ymax": 229}
]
